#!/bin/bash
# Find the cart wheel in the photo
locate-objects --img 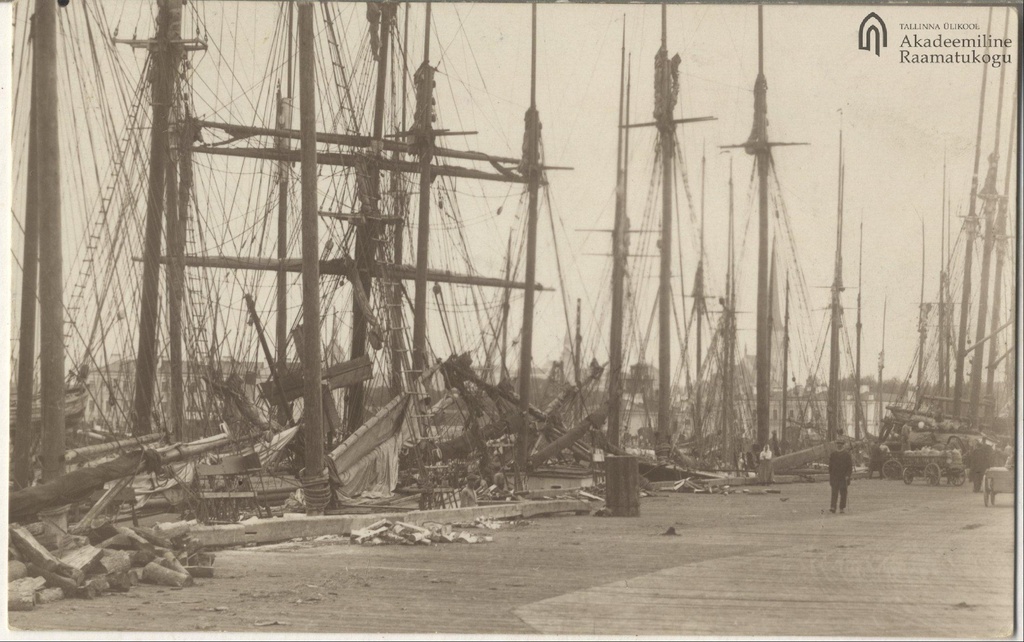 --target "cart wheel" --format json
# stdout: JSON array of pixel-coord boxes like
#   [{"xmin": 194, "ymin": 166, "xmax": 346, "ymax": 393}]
[
  {"xmin": 903, "ymin": 468, "xmax": 915, "ymax": 485},
  {"xmin": 883, "ymin": 459, "xmax": 903, "ymax": 480},
  {"xmin": 951, "ymin": 469, "xmax": 966, "ymax": 487},
  {"xmin": 925, "ymin": 463, "xmax": 941, "ymax": 486}
]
